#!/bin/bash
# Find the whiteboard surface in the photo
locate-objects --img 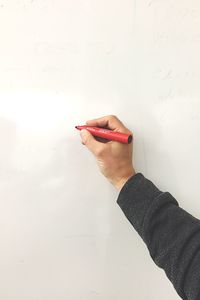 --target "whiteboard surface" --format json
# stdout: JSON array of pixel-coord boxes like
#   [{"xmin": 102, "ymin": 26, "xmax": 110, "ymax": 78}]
[{"xmin": 0, "ymin": 1, "xmax": 200, "ymax": 299}]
